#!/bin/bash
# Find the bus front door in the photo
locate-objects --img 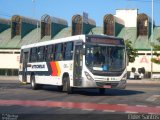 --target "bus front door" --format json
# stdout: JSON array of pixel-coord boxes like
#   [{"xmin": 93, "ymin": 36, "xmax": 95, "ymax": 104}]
[
  {"xmin": 73, "ymin": 45, "xmax": 83, "ymax": 86},
  {"xmin": 22, "ymin": 52, "xmax": 29, "ymax": 83}
]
